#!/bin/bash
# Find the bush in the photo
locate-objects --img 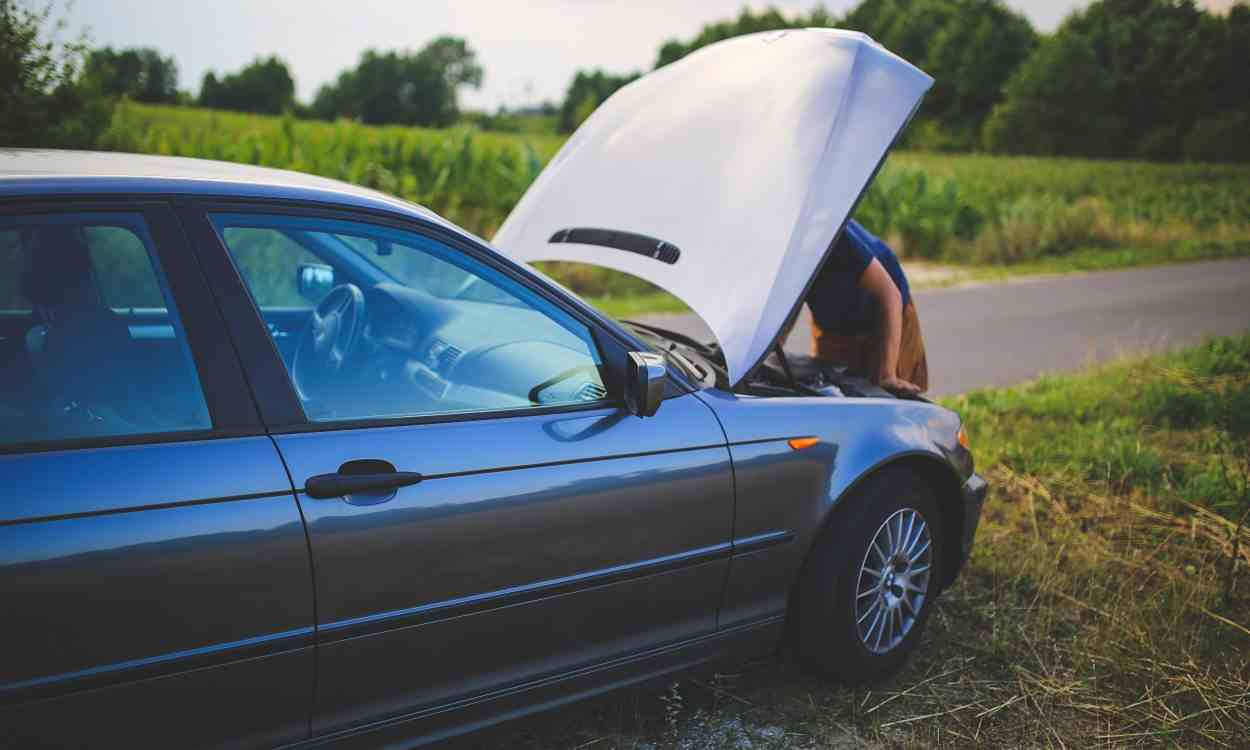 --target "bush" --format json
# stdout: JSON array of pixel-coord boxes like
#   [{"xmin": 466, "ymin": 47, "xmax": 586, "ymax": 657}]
[
  {"xmin": 856, "ymin": 167, "xmax": 982, "ymax": 258},
  {"xmin": 1138, "ymin": 380, "xmax": 1209, "ymax": 430},
  {"xmin": 0, "ymin": 0, "xmax": 113, "ymax": 148},
  {"xmin": 958, "ymin": 195, "xmax": 1116, "ymax": 264},
  {"xmin": 1137, "ymin": 340, "xmax": 1250, "ymax": 437},
  {"xmin": 1183, "ymin": 110, "xmax": 1250, "ymax": 164},
  {"xmin": 1177, "ymin": 336, "xmax": 1250, "ymax": 378}
]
